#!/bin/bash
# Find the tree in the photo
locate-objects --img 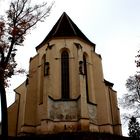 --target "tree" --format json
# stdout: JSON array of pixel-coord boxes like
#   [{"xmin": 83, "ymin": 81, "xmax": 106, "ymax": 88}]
[
  {"xmin": 128, "ymin": 116, "xmax": 140, "ymax": 139},
  {"xmin": 121, "ymin": 74, "xmax": 140, "ymax": 120},
  {"xmin": 135, "ymin": 50, "xmax": 140, "ymax": 68},
  {"xmin": 0, "ymin": 0, "xmax": 54, "ymax": 138}
]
